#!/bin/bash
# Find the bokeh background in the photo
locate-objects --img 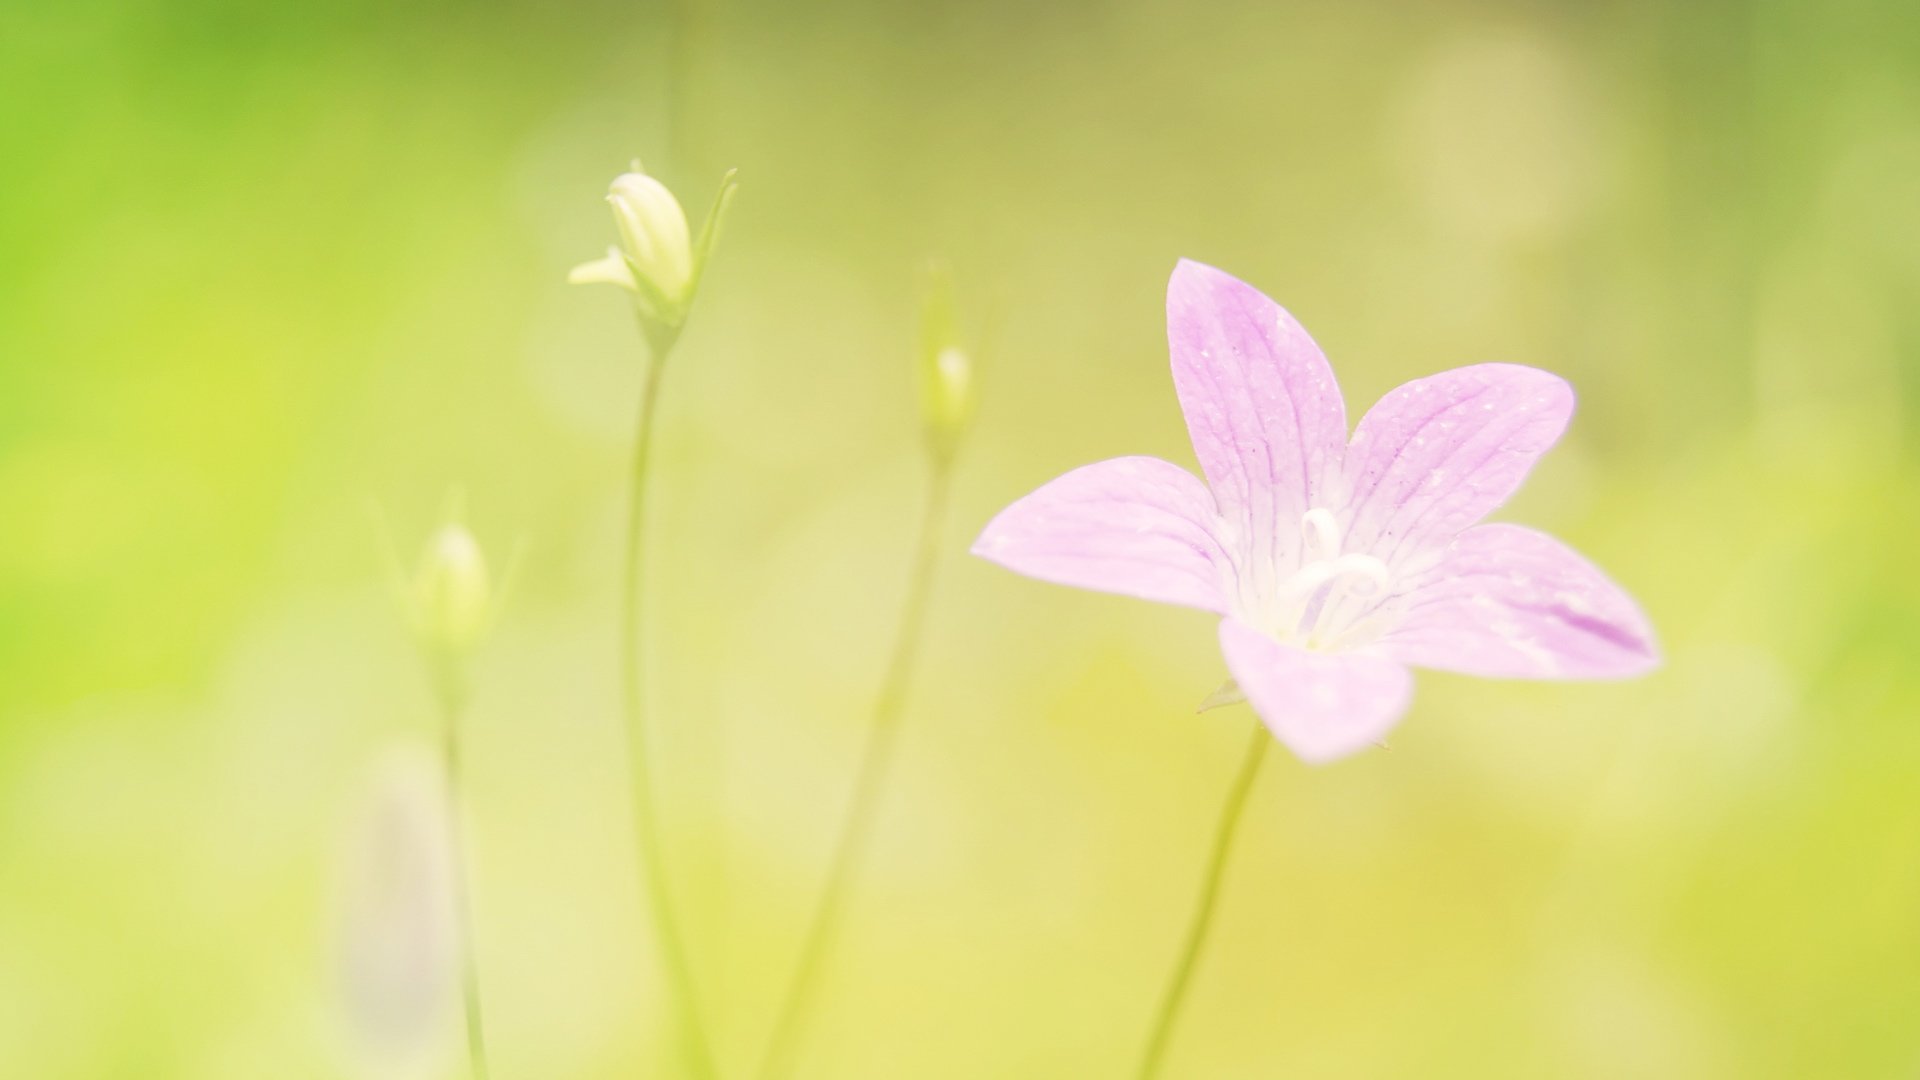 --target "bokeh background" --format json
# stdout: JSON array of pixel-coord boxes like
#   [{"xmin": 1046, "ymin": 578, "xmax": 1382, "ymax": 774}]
[{"xmin": 5, "ymin": 0, "xmax": 1919, "ymax": 1076}]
